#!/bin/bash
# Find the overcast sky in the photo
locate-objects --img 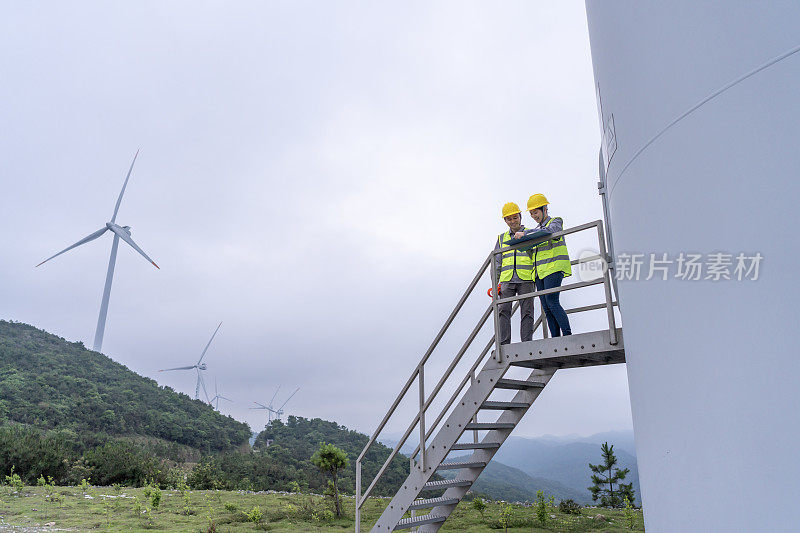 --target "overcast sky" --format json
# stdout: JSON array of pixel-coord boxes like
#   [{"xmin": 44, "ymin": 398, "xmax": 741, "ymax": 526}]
[{"xmin": 1, "ymin": 1, "xmax": 632, "ymax": 439}]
